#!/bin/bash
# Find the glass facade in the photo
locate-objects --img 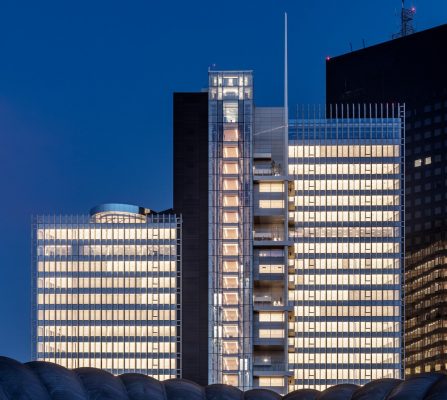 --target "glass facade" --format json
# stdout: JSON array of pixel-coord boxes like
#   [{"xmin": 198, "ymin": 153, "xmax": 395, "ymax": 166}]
[
  {"xmin": 208, "ymin": 71, "xmax": 254, "ymax": 390},
  {"xmin": 287, "ymin": 106, "xmax": 404, "ymax": 391},
  {"xmin": 208, "ymin": 71, "xmax": 405, "ymax": 394},
  {"xmin": 32, "ymin": 204, "xmax": 181, "ymax": 379}
]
